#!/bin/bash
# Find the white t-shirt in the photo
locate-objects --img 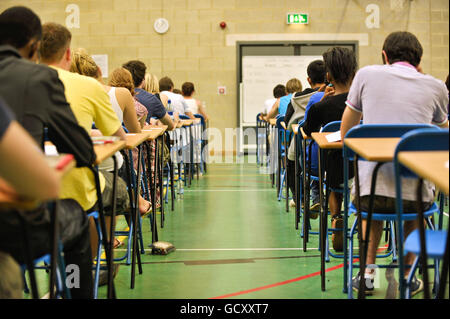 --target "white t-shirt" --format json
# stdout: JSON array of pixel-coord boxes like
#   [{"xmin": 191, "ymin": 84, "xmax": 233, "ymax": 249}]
[
  {"xmin": 161, "ymin": 91, "xmax": 192, "ymax": 115},
  {"xmin": 346, "ymin": 62, "xmax": 448, "ymax": 202},
  {"xmin": 107, "ymin": 87, "xmax": 124, "ymax": 123},
  {"xmin": 184, "ymin": 98, "xmax": 198, "ymax": 114},
  {"xmin": 263, "ymin": 98, "xmax": 277, "ymax": 115}
]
